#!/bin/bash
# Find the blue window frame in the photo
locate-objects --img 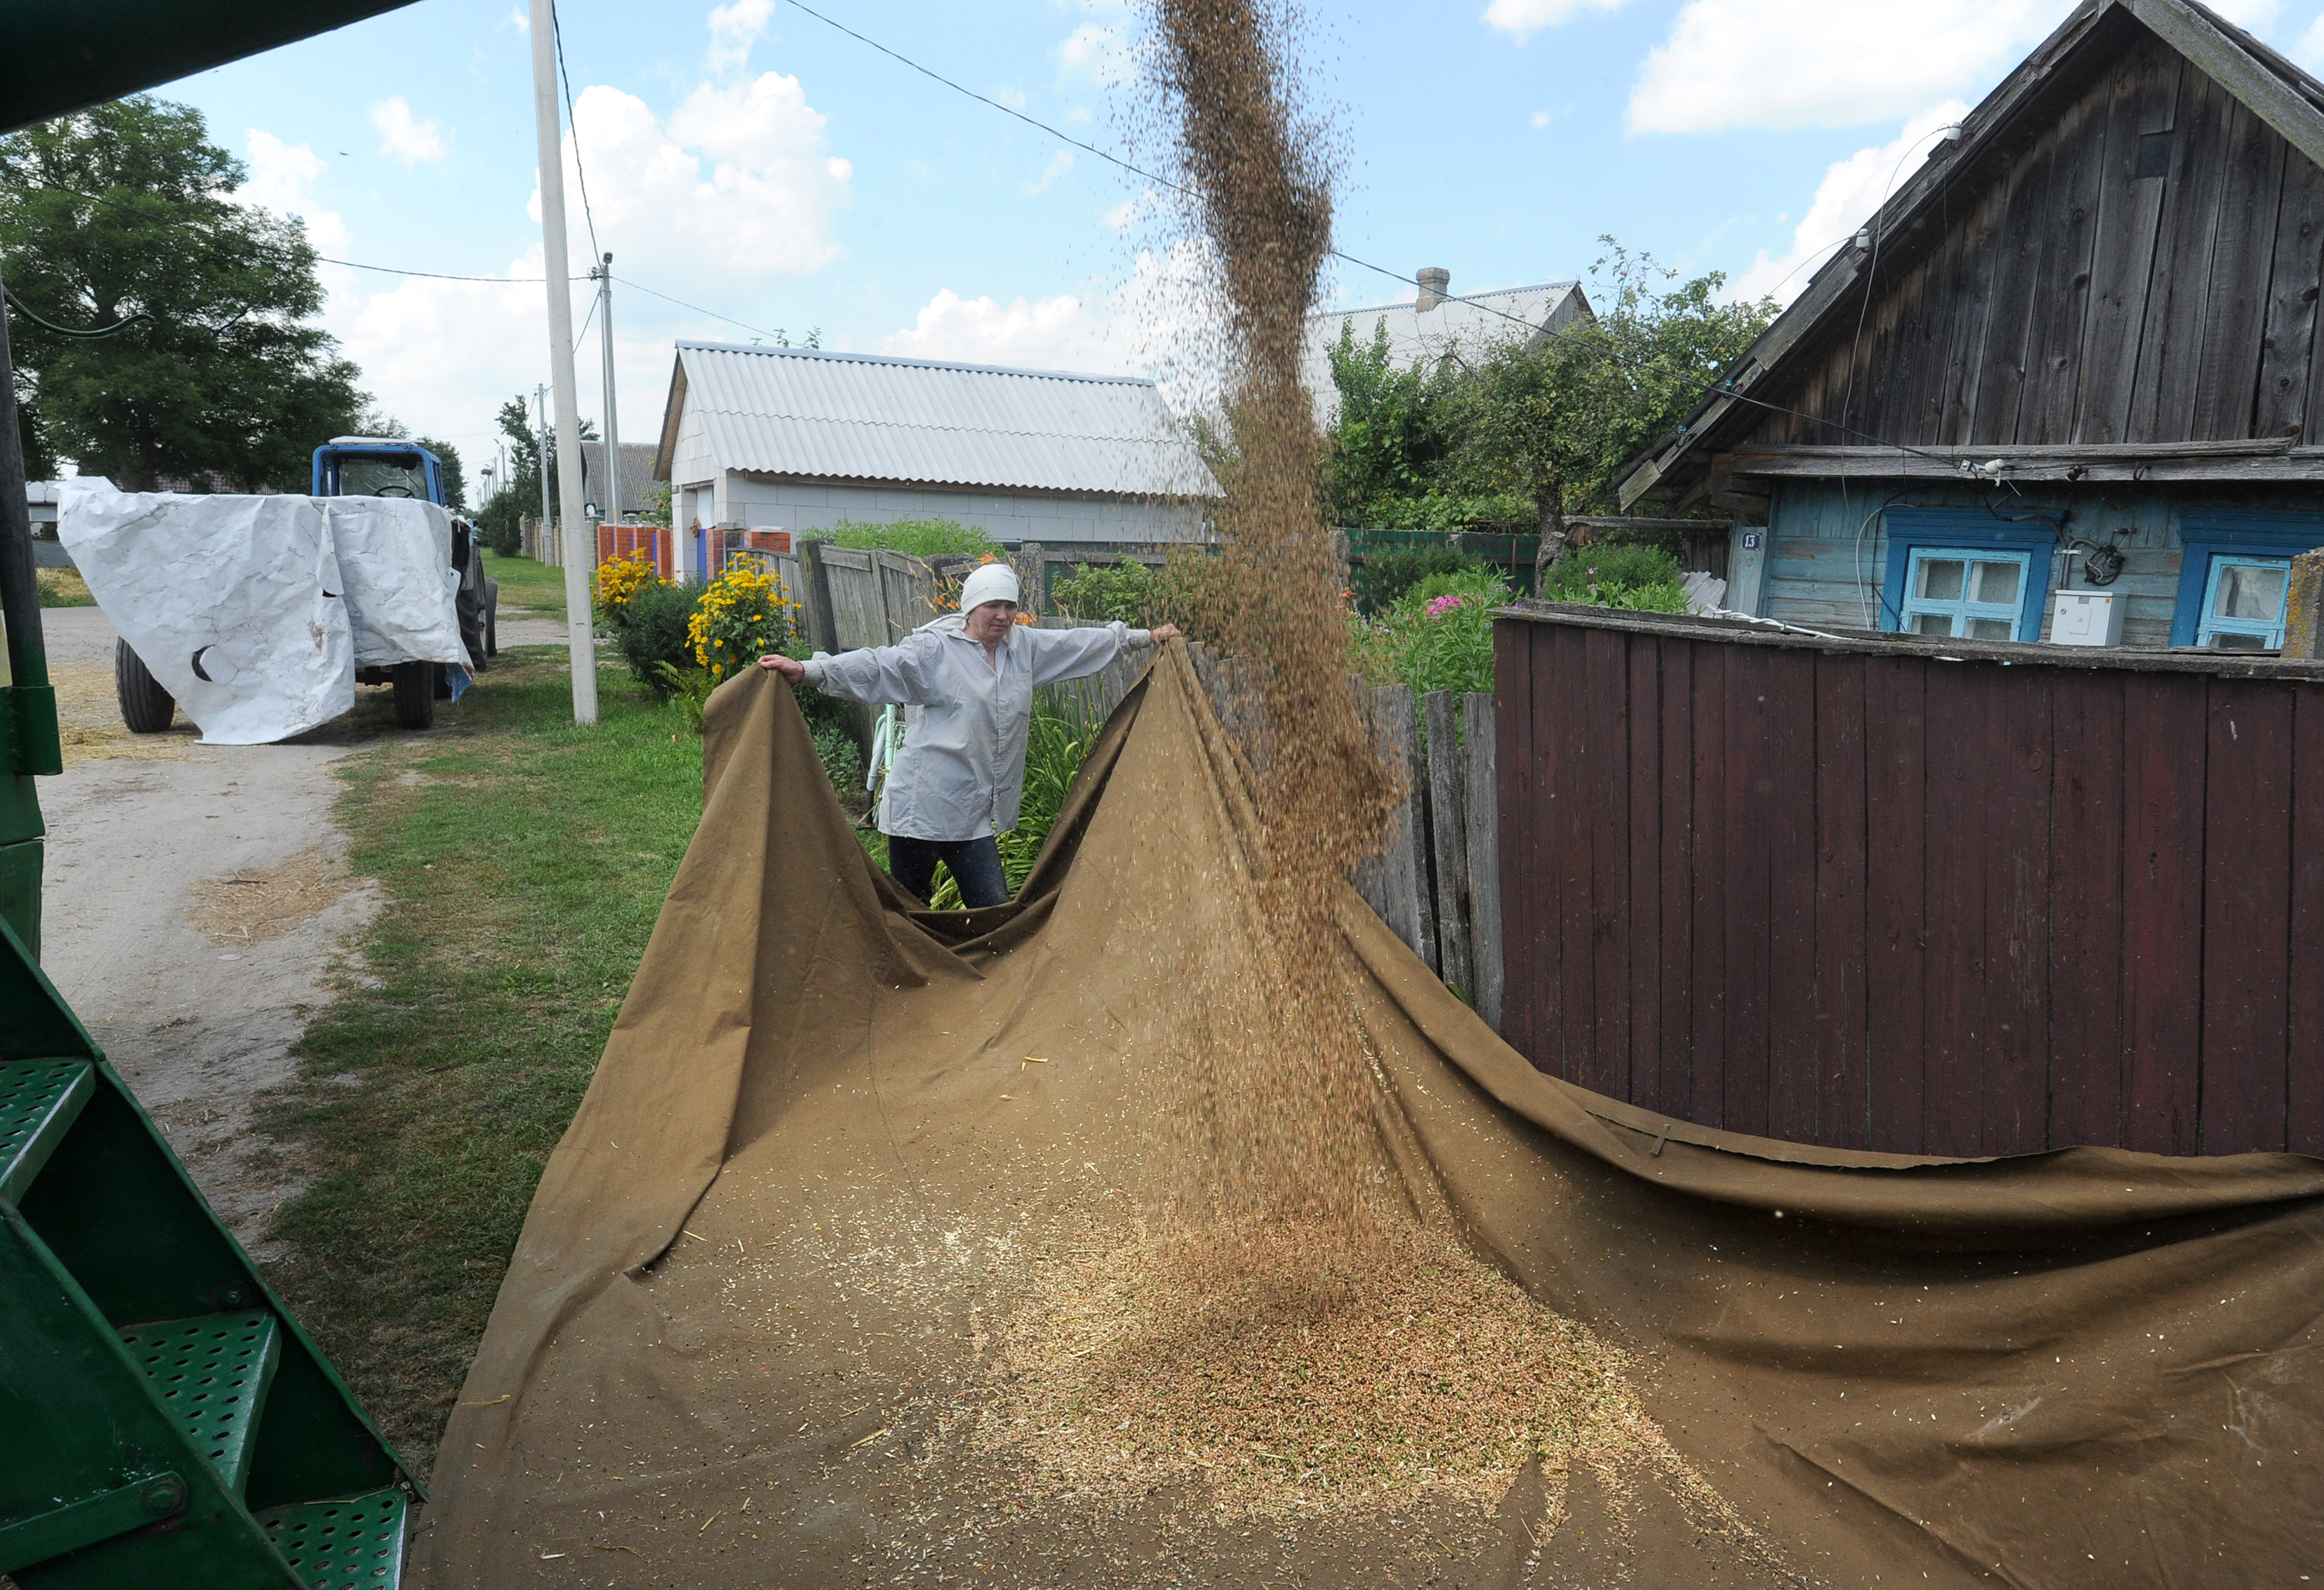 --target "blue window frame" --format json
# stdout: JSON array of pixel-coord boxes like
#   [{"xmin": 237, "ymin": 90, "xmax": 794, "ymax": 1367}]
[
  {"xmin": 1877, "ymin": 510, "xmax": 2054, "ymax": 640},
  {"xmin": 2195, "ymin": 557, "xmax": 2291, "ymax": 651},
  {"xmin": 1899, "ymin": 548, "xmax": 2033, "ymax": 640},
  {"xmin": 2169, "ymin": 514, "xmax": 2324, "ymax": 647}
]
